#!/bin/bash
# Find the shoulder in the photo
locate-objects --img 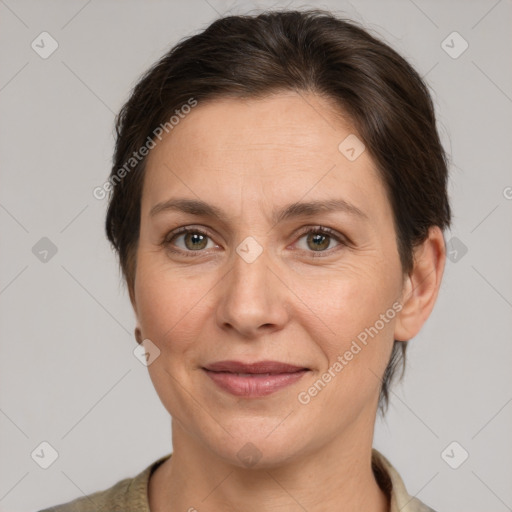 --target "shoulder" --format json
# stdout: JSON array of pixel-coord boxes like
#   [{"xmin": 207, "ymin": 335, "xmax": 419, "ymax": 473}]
[
  {"xmin": 38, "ymin": 454, "xmax": 172, "ymax": 512},
  {"xmin": 372, "ymin": 449, "xmax": 438, "ymax": 512},
  {"xmin": 38, "ymin": 475, "xmax": 136, "ymax": 512}
]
